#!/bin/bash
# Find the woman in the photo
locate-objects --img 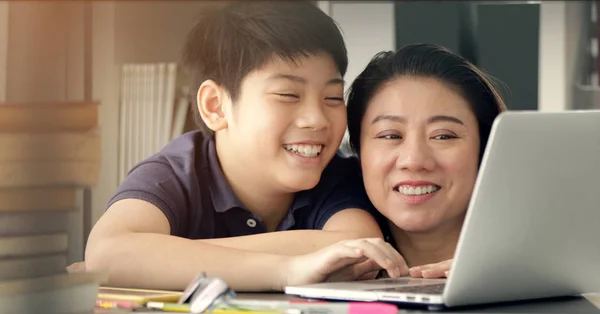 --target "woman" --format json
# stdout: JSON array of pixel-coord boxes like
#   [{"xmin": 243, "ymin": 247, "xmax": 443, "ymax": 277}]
[{"xmin": 345, "ymin": 43, "xmax": 507, "ymax": 278}]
